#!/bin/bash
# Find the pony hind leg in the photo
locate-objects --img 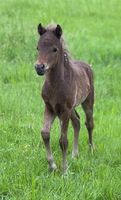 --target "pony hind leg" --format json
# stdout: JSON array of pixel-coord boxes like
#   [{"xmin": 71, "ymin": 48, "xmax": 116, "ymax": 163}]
[
  {"xmin": 70, "ymin": 109, "xmax": 80, "ymax": 158},
  {"xmin": 59, "ymin": 111, "xmax": 70, "ymax": 173},
  {"xmin": 82, "ymin": 91, "xmax": 94, "ymax": 152}
]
